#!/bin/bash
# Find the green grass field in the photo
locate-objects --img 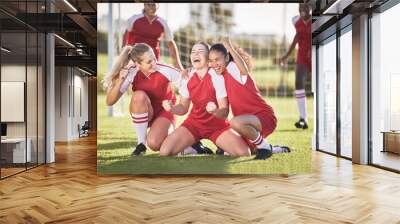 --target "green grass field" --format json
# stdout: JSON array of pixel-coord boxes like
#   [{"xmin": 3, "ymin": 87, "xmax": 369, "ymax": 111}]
[{"xmin": 97, "ymin": 94, "xmax": 312, "ymax": 175}]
